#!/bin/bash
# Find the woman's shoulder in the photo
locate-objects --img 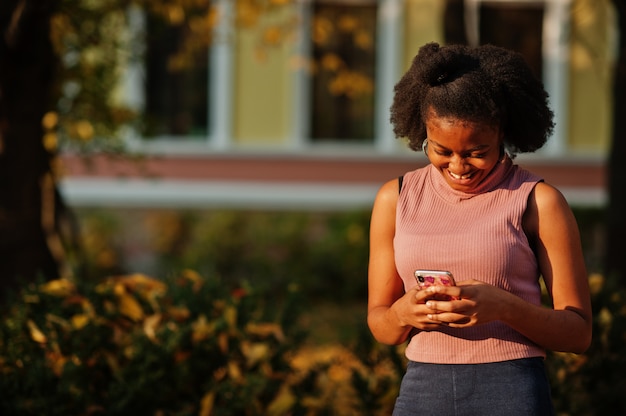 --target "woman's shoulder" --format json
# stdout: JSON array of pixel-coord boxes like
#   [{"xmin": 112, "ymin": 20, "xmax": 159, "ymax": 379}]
[
  {"xmin": 375, "ymin": 178, "xmax": 402, "ymax": 203},
  {"xmin": 530, "ymin": 181, "xmax": 570, "ymax": 211}
]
